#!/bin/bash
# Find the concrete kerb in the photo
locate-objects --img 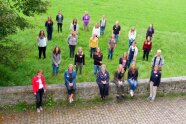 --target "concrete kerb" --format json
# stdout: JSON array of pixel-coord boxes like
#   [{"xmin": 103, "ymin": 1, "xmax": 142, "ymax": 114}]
[{"xmin": 0, "ymin": 76, "xmax": 186, "ymax": 105}]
